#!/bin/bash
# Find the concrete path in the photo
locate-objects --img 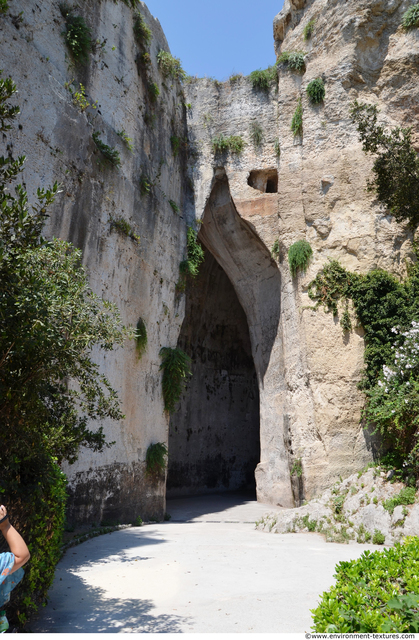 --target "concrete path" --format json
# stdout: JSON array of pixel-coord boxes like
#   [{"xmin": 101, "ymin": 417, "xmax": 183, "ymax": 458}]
[{"xmin": 30, "ymin": 493, "xmax": 375, "ymax": 633}]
